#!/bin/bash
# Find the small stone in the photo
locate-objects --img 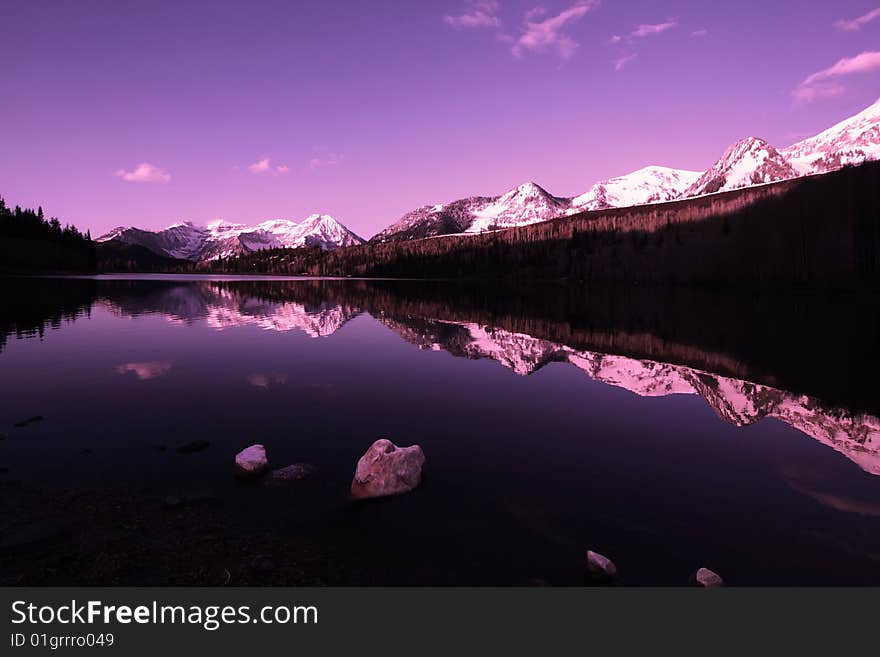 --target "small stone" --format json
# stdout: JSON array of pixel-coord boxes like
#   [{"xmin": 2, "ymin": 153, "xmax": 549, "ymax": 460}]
[
  {"xmin": 0, "ymin": 433, "xmax": 7, "ymax": 440},
  {"xmin": 235, "ymin": 444, "xmax": 269, "ymax": 479},
  {"xmin": 79, "ymin": 448, "xmax": 93, "ymax": 455},
  {"xmin": 269, "ymin": 463, "xmax": 317, "ymax": 482},
  {"xmin": 586, "ymin": 550, "xmax": 618, "ymax": 579},
  {"xmin": 350, "ymin": 438, "xmax": 425, "ymax": 499},
  {"xmin": 692, "ymin": 567, "xmax": 724, "ymax": 587},
  {"xmin": 175, "ymin": 440, "xmax": 210, "ymax": 454}
]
